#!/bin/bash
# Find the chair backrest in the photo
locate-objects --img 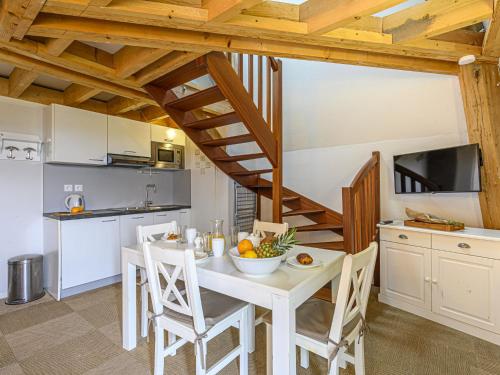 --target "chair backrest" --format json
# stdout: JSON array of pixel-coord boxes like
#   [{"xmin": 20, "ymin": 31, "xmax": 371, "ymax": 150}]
[
  {"xmin": 143, "ymin": 242, "xmax": 206, "ymax": 333},
  {"xmin": 328, "ymin": 242, "xmax": 378, "ymax": 345},
  {"xmin": 136, "ymin": 221, "xmax": 178, "ymax": 244},
  {"xmin": 253, "ymin": 219, "xmax": 289, "ymax": 238}
]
